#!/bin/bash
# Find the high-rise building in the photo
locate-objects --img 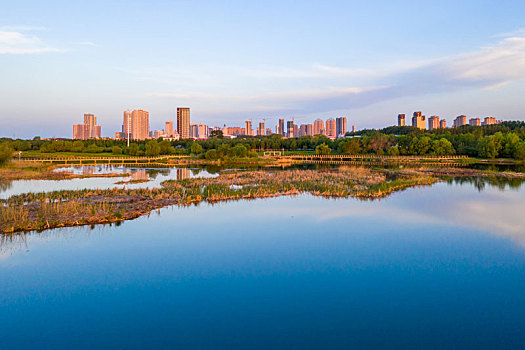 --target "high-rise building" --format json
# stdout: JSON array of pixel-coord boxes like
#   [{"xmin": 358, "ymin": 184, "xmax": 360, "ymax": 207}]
[
  {"xmin": 257, "ymin": 122, "xmax": 265, "ymax": 136},
  {"xmin": 325, "ymin": 118, "xmax": 336, "ymax": 138},
  {"xmin": 131, "ymin": 109, "xmax": 150, "ymax": 140},
  {"xmin": 190, "ymin": 123, "xmax": 199, "ymax": 138},
  {"xmin": 313, "ymin": 119, "xmax": 324, "ymax": 135},
  {"xmin": 352, "ymin": 124, "xmax": 357, "ymax": 133},
  {"xmin": 440, "ymin": 119, "xmax": 447, "ymax": 129},
  {"xmin": 245, "ymin": 120, "xmax": 253, "ymax": 136},
  {"xmin": 198, "ymin": 123, "xmax": 208, "ymax": 139},
  {"xmin": 123, "ymin": 110, "xmax": 132, "ymax": 139},
  {"xmin": 72, "ymin": 114, "xmax": 101, "ymax": 140},
  {"xmin": 306, "ymin": 124, "xmax": 313, "ymax": 136},
  {"xmin": 165, "ymin": 121, "xmax": 174, "ymax": 137},
  {"xmin": 177, "ymin": 107, "xmax": 190, "ymax": 139},
  {"xmin": 412, "ymin": 112, "xmax": 425, "ymax": 130},
  {"xmin": 453, "ymin": 115, "xmax": 467, "ymax": 128},
  {"xmin": 398, "ymin": 114, "xmax": 405, "ymax": 127},
  {"xmin": 482, "ymin": 117, "xmax": 497, "ymax": 125},
  {"xmin": 299, "ymin": 124, "xmax": 307, "ymax": 137},
  {"xmin": 469, "ymin": 118, "xmax": 481, "ymax": 126},
  {"xmin": 428, "ymin": 116, "xmax": 440, "ymax": 130},
  {"xmin": 293, "ymin": 124, "xmax": 298, "ymax": 137},
  {"xmin": 287, "ymin": 120, "xmax": 294, "ymax": 138},
  {"xmin": 336, "ymin": 117, "xmax": 347, "ymax": 137},
  {"xmin": 84, "ymin": 113, "xmax": 97, "ymax": 138},
  {"xmin": 278, "ymin": 119, "xmax": 285, "ymax": 136}
]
